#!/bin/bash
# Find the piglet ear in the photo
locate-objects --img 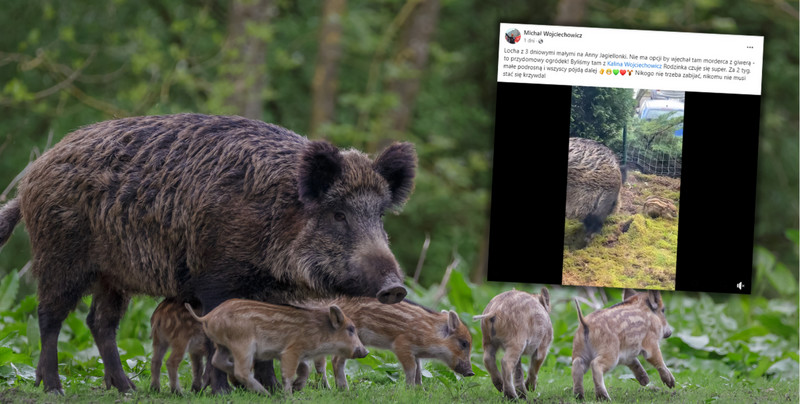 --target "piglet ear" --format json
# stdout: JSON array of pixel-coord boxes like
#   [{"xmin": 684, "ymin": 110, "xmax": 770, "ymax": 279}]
[
  {"xmin": 328, "ymin": 305, "xmax": 345, "ymax": 330},
  {"xmin": 447, "ymin": 310, "xmax": 461, "ymax": 334},
  {"xmin": 298, "ymin": 141, "xmax": 343, "ymax": 205},
  {"xmin": 373, "ymin": 142, "xmax": 417, "ymax": 208},
  {"xmin": 623, "ymin": 288, "xmax": 638, "ymax": 300},
  {"xmin": 539, "ymin": 287, "xmax": 551, "ymax": 313},
  {"xmin": 646, "ymin": 291, "xmax": 661, "ymax": 312}
]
